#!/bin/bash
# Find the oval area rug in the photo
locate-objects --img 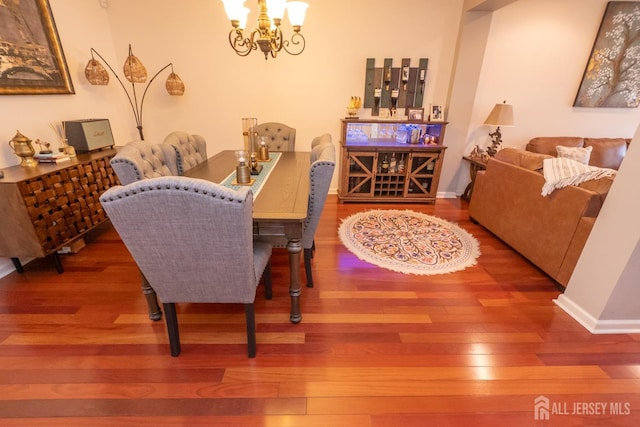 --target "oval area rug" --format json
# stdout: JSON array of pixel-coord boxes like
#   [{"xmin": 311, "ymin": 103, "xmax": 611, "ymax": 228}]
[{"xmin": 338, "ymin": 209, "xmax": 480, "ymax": 275}]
